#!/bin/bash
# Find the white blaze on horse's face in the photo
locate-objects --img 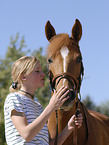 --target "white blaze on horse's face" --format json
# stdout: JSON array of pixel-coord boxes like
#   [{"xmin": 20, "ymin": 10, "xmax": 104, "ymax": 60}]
[{"xmin": 60, "ymin": 46, "xmax": 70, "ymax": 85}]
